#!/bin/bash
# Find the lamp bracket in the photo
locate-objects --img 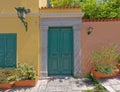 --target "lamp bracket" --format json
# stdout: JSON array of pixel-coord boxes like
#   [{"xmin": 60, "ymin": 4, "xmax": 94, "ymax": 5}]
[{"xmin": 15, "ymin": 7, "xmax": 30, "ymax": 32}]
